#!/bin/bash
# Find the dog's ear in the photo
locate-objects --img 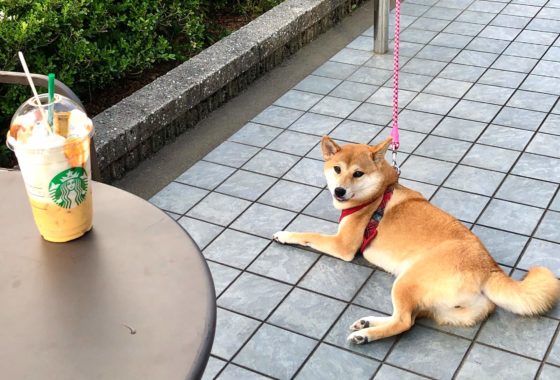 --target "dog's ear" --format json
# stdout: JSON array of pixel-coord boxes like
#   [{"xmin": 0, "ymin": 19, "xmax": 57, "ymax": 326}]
[
  {"xmin": 370, "ymin": 137, "xmax": 392, "ymax": 162},
  {"xmin": 321, "ymin": 135, "xmax": 341, "ymax": 160}
]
